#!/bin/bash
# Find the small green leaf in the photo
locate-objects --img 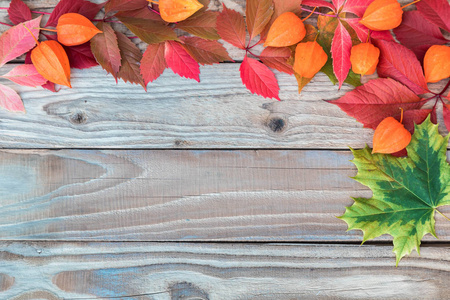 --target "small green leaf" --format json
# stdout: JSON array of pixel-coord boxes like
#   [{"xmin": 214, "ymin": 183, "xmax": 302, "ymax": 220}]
[{"xmin": 339, "ymin": 117, "xmax": 450, "ymax": 265}]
